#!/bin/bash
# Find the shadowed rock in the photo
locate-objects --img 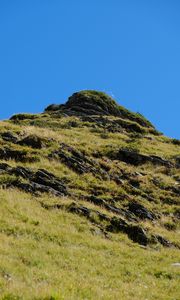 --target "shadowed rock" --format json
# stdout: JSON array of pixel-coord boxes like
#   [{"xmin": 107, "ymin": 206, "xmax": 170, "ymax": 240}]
[
  {"xmin": 128, "ymin": 201, "xmax": 156, "ymax": 220},
  {"xmin": 1, "ymin": 131, "xmax": 18, "ymax": 143},
  {"xmin": 116, "ymin": 149, "xmax": 172, "ymax": 167},
  {"xmin": 0, "ymin": 163, "xmax": 68, "ymax": 197},
  {"xmin": 0, "ymin": 147, "xmax": 38, "ymax": 162},
  {"xmin": 49, "ymin": 143, "xmax": 108, "ymax": 178},
  {"xmin": 18, "ymin": 135, "xmax": 45, "ymax": 149}
]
